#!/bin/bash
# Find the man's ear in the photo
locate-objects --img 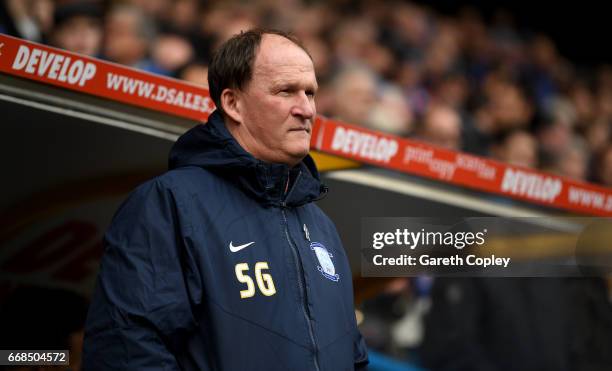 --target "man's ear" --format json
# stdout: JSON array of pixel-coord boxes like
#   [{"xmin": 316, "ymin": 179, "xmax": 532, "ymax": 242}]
[{"xmin": 220, "ymin": 88, "xmax": 242, "ymax": 124}]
